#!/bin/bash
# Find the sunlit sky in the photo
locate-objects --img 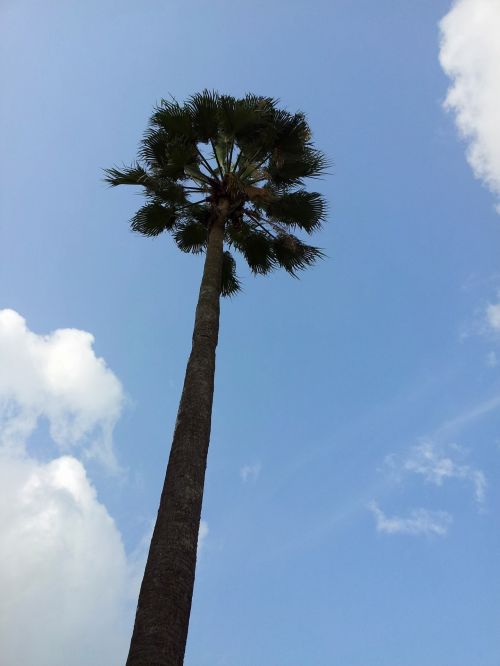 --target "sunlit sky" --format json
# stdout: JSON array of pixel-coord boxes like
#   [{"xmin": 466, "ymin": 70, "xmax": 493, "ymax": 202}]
[{"xmin": 1, "ymin": 1, "xmax": 500, "ymax": 665}]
